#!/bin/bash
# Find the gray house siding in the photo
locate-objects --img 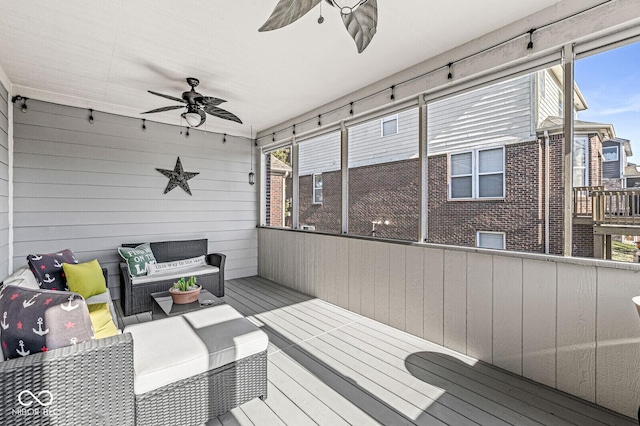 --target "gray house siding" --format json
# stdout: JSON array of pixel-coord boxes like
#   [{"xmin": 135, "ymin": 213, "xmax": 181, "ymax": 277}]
[
  {"xmin": 0, "ymin": 82, "xmax": 9, "ymax": 277},
  {"xmin": 602, "ymin": 140, "xmax": 621, "ymax": 179},
  {"xmin": 12, "ymin": 100, "xmax": 258, "ymax": 298},
  {"xmin": 428, "ymin": 74, "xmax": 536, "ymax": 154},
  {"xmin": 536, "ymin": 70, "xmax": 563, "ymax": 127}
]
